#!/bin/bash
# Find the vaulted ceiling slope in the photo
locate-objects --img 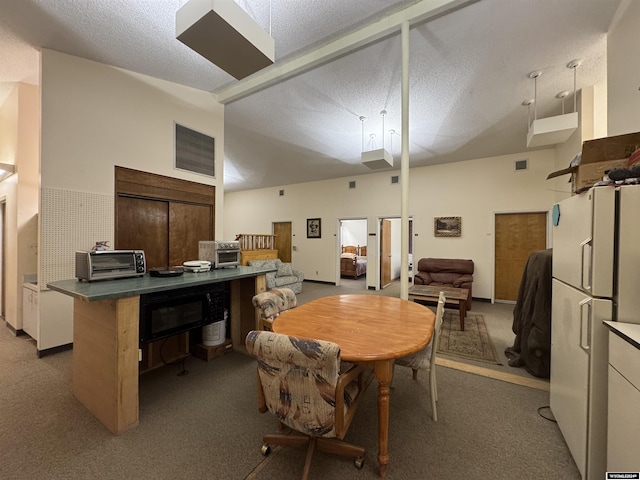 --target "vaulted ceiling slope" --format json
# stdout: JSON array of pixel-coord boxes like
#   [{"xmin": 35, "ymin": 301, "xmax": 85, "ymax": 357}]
[{"xmin": 0, "ymin": 0, "xmax": 623, "ymax": 192}]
